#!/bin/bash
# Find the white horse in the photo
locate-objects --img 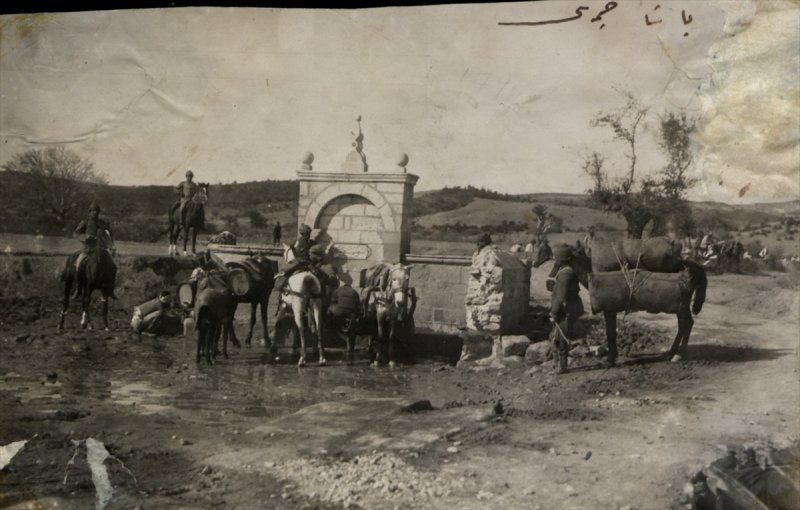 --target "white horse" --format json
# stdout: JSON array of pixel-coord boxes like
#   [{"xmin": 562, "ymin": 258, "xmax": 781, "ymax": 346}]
[
  {"xmin": 274, "ymin": 243, "xmax": 328, "ymax": 367},
  {"xmin": 364, "ymin": 263, "xmax": 416, "ymax": 367}
]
